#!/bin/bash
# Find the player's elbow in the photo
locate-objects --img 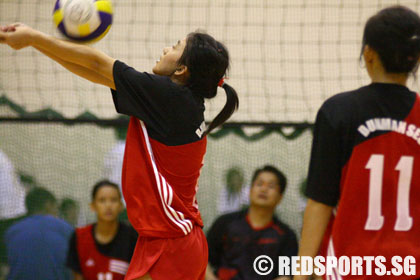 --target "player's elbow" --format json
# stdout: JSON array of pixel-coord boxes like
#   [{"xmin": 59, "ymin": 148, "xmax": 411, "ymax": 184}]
[
  {"xmin": 89, "ymin": 54, "xmax": 103, "ymax": 74},
  {"xmin": 91, "ymin": 54, "xmax": 115, "ymax": 81},
  {"xmin": 303, "ymin": 199, "xmax": 334, "ymax": 222}
]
